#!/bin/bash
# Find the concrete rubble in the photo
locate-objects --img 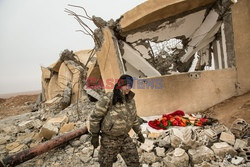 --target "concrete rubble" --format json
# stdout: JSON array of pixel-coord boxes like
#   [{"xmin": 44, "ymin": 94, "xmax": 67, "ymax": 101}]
[{"xmin": 0, "ymin": 101, "xmax": 250, "ymax": 166}]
